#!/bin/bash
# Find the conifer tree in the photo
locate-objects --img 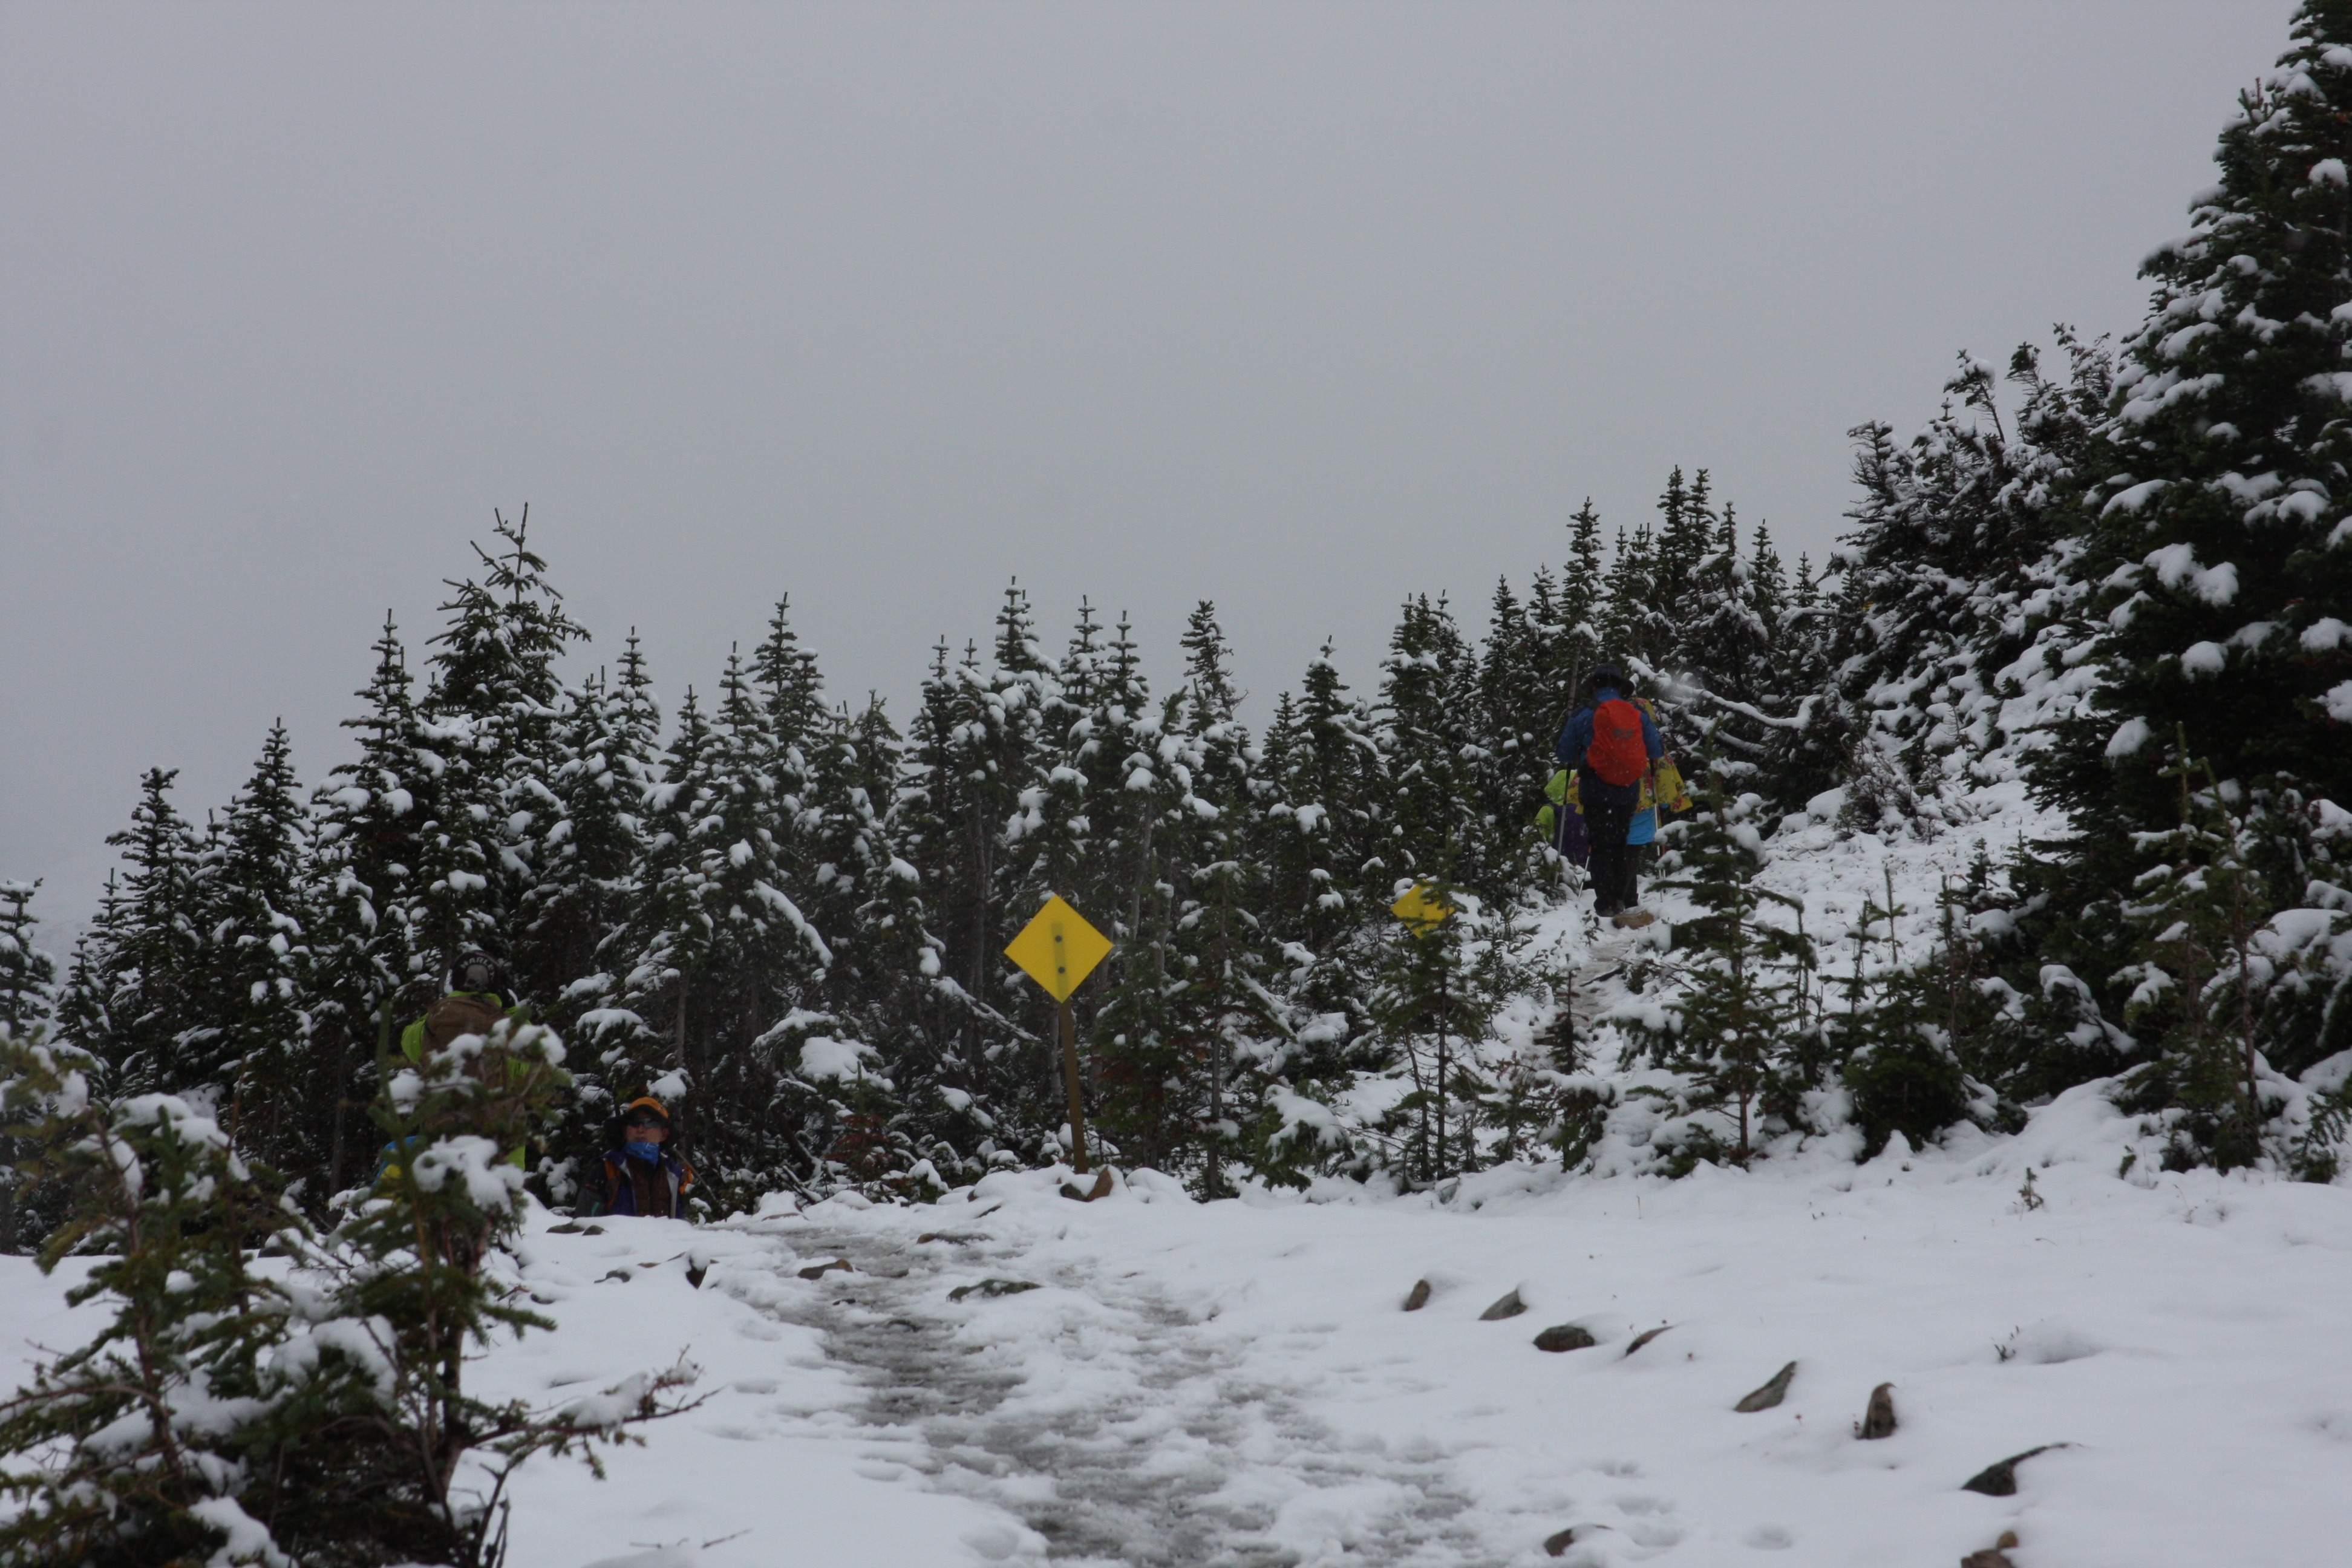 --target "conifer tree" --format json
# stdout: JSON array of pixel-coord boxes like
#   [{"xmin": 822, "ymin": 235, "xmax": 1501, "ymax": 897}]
[
  {"xmin": 652, "ymin": 651, "xmax": 829, "ymax": 1198},
  {"xmin": 412, "ymin": 509, "xmax": 589, "ymax": 987},
  {"xmin": 1599, "ymin": 523, "xmax": 1655, "ymax": 671},
  {"xmin": 0, "ymin": 881, "xmax": 53, "ymax": 1039},
  {"xmin": 0, "ymin": 1037, "xmax": 316, "ymax": 1567},
  {"xmin": 1474, "ymin": 574, "xmax": 1579, "ymax": 864},
  {"xmin": 895, "ymin": 638, "xmax": 1033, "ymax": 1122},
  {"xmin": 751, "ymin": 595, "xmax": 826, "ymax": 769},
  {"xmin": 2117, "ymin": 736, "xmax": 2279, "ymax": 1168},
  {"xmin": 1256, "ymin": 643, "xmax": 1382, "ymax": 973},
  {"xmin": 1555, "ymin": 497, "xmax": 1608, "ymax": 694},
  {"xmin": 0, "ymin": 881, "xmax": 59, "ymax": 1252},
  {"xmin": 50, "ymin": 874, "xmax": 125, "ymax": 1097},
  {"xmin": 90, "ymin": 768, "xmax": 206, "ymax": 1099},
  {"xmin": 1148, "ymin": 603, "xmax": 1287, "ymax": 1194},
  {"xmin": 2060, "ymin": 14, "xmax": 2352, "ymax": 829},
  {"xmin": 1376, "ymin": 595, "xmax": 1494, "ymax": 892},
  {"xmin": 1678, "ymin": 512, "xmax": 1791, "ymax": 802},
  {"xmin": 307, "ymin": 614, "xmax": 430, "ymax": 1197},
  {"xmin": 1627, "ymin": 777, "xmax": 1819, "ymax": 1167},
  {"xmin": 1364, "ymin": 874, "xmax": 1522, "ymax": 1183},
  {"xmin": 1831, "ymin": 868, "xmax": 1976, "ymax": 1157},
  {"xmin": 514, "ymin": 640, "xmax": 657, "ymax": 1039},
  {"xmin": 1056, "ymin": 607, "xmax": 1160, "ymax": 949},
  {"xmin": 204, "ymin": 722, "xmax": 317, "ymax": 1175}
]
